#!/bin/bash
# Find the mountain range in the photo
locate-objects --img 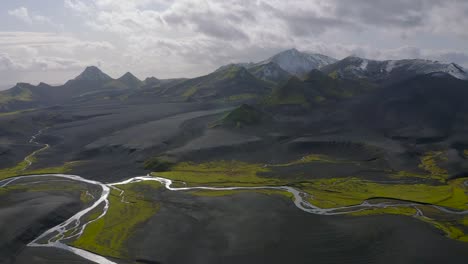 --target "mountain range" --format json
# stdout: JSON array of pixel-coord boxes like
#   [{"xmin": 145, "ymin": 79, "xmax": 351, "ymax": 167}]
[{"xmin": 0, "ymin": 48, "xmax": 467, "ymax": 114}]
